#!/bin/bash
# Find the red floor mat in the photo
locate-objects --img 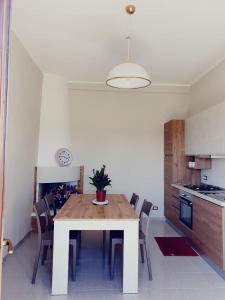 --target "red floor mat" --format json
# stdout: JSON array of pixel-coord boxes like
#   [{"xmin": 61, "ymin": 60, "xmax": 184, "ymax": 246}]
[{"xmin": 154, "ymin": 237, "xmax": 199, "ymax": 256}]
